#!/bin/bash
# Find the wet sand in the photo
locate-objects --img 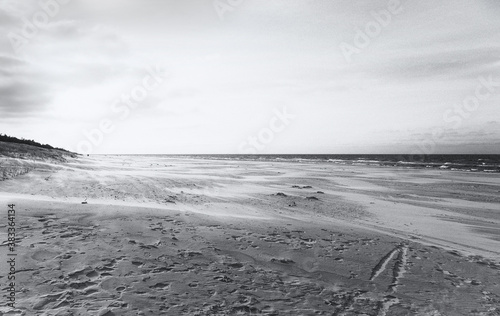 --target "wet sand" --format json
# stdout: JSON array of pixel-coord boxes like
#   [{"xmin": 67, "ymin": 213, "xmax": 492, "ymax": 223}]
[{"xmin": 0, "ymin": 155, "xmax": 499, "ymax": 315}]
